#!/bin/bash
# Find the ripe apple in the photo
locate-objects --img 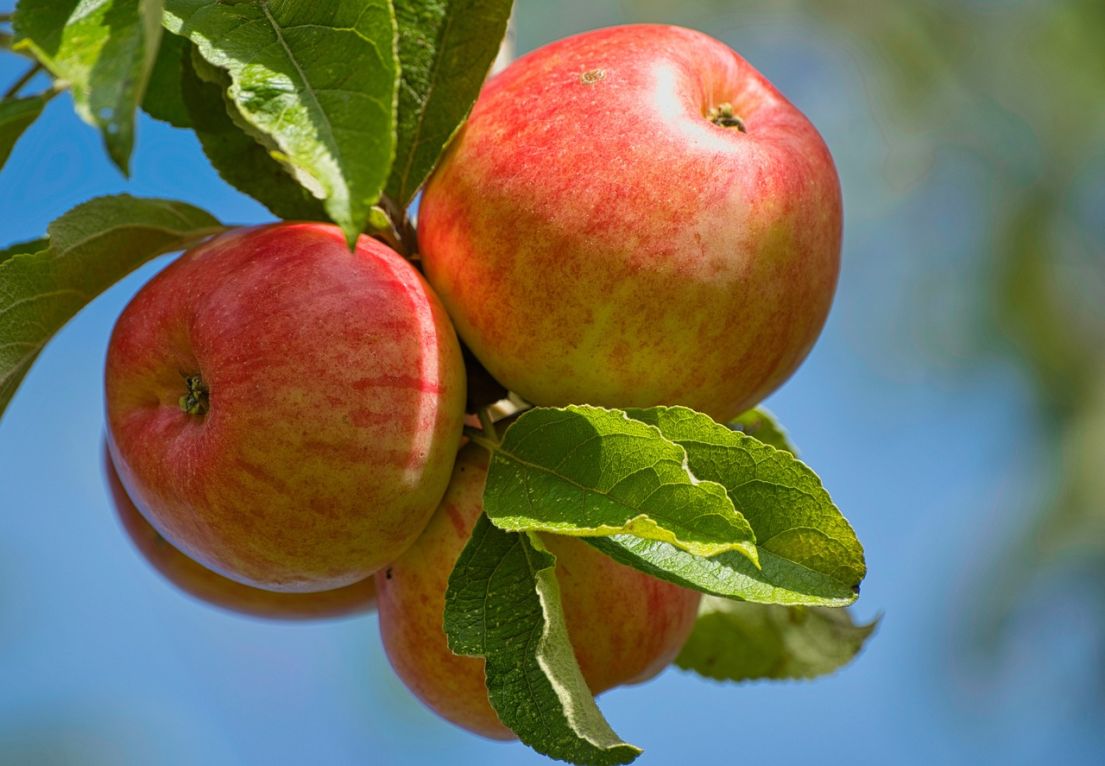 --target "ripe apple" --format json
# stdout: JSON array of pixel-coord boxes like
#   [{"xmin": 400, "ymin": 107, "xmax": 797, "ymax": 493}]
[
  {"xmin": 376, "ymin": 443, "xmax": 702, "ymax": 740},
  {"xmin": 418, "ymin": 24, "xmax": 842, "ymax": 422},
  {"xmin": 103, "ymin": 444, "xmax": 377, "ymax": 620},
  {"xmin": 105, "ymin": 223, "xmax": 466, "ymax": 592}
]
